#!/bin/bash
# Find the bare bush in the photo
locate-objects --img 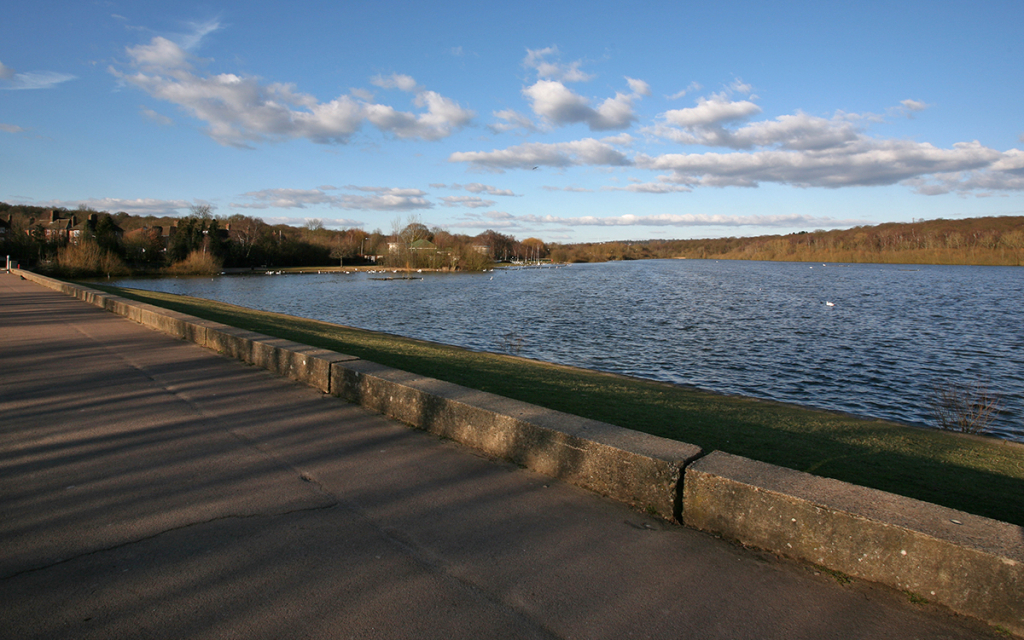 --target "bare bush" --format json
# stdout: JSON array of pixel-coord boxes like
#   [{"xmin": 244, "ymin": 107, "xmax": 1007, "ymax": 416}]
[
  {"xmin": 497, "ymin": 328, "xmax": 525, "ymax": 356},
  {"xmin": 55, "ymin": 241, "xmax": 129, "ymax": 277},
  {"xmin": 166, "ymin": 250, "xmax": 222, "ymax": 276},
  {"xmin": 929, "ymin": 380, "xmax": 1002, "ymax": 434}
]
